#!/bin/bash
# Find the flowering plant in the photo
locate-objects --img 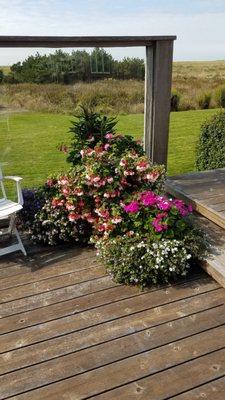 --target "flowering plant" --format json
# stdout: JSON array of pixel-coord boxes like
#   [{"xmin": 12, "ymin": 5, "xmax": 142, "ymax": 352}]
[
  {"xmin": 26, "ymin": 132, "xmax": 164, "ymax": 245},
  {"xmin": 91, "ymin": 189, "xmax": 193, "ymax": 241},
  {"xmin": 96, "ymin": 231, "xmax": 205, "ymax": 288},
  {"xmin": 20, "ymin": 108, "xmax": 206, "ymax": 288}
]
